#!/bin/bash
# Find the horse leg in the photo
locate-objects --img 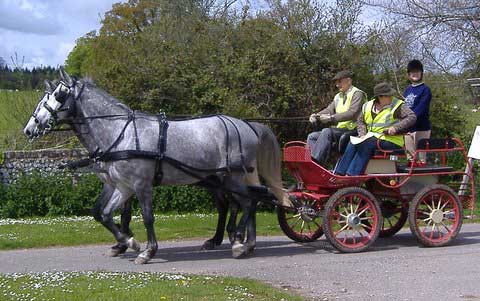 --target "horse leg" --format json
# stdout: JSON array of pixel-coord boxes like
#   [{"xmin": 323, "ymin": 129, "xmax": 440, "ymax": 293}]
[
  {"xmin": 111, "ymin": 199, "xmax": 141, "ymax": 256},
  {"xmin": 243, "ymin": 170, "xmax": 261, "ymax": 254},
  {"xmin": 134, "ymin": 185, "xmax": 157, "ymax": 265},
  {"xmin": 245, "ymin": 200, "xmax": 257, "ymax": 254},
  {"xmin": 202, "ymin": 189, "xmax": 228, "ymax": 250},
  {"xmin": 227, "ymin": 200, "xmax": 239, "ymax": 244},
  {"xmin": 92, "ymin": 184, "xmax": 124, "ymax": 256},
  {"xmin": 100, "ymin": 188, "xmax": 134, "ymax": 255},
  {"xmin": 225, "ymin": 177, "xmax": 254, "ymax": 258},
  {"xmin": 92, "ymin": 184, "xmax": 139, "ymax": 256}
]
